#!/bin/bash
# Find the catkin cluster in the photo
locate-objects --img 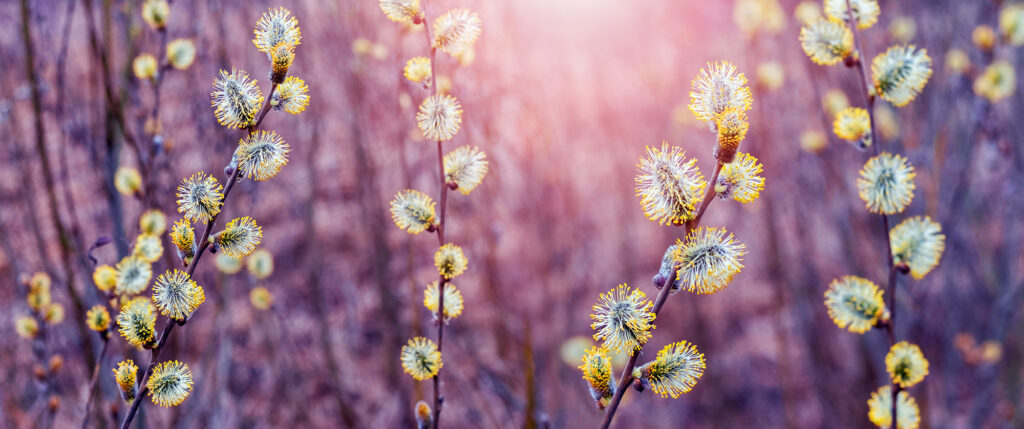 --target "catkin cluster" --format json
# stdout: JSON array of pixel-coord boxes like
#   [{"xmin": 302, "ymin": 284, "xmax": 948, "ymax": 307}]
[
  {"xmin": 799, "ymin": 1, "xmax": 945, "ymax": 427},
  {"xmin": 581, "ymin": 61, "xmax": 765, "ymax": 427},
  {"xmin": 83, "ymin": 5, "xmax": 309, "ymax": 427}
]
